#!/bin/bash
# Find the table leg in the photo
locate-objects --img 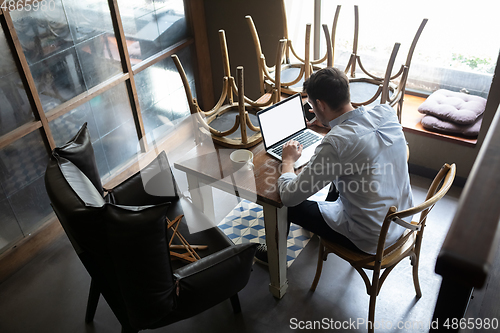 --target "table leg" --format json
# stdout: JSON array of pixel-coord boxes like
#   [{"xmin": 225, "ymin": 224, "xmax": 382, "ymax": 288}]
[
  {"xmin": 262, "ymin": 203, "xmax": 289, "ymax": 299},
  {"xmin": 186, "ymin": 173, "xmax": 216, "ymax": 222}
]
